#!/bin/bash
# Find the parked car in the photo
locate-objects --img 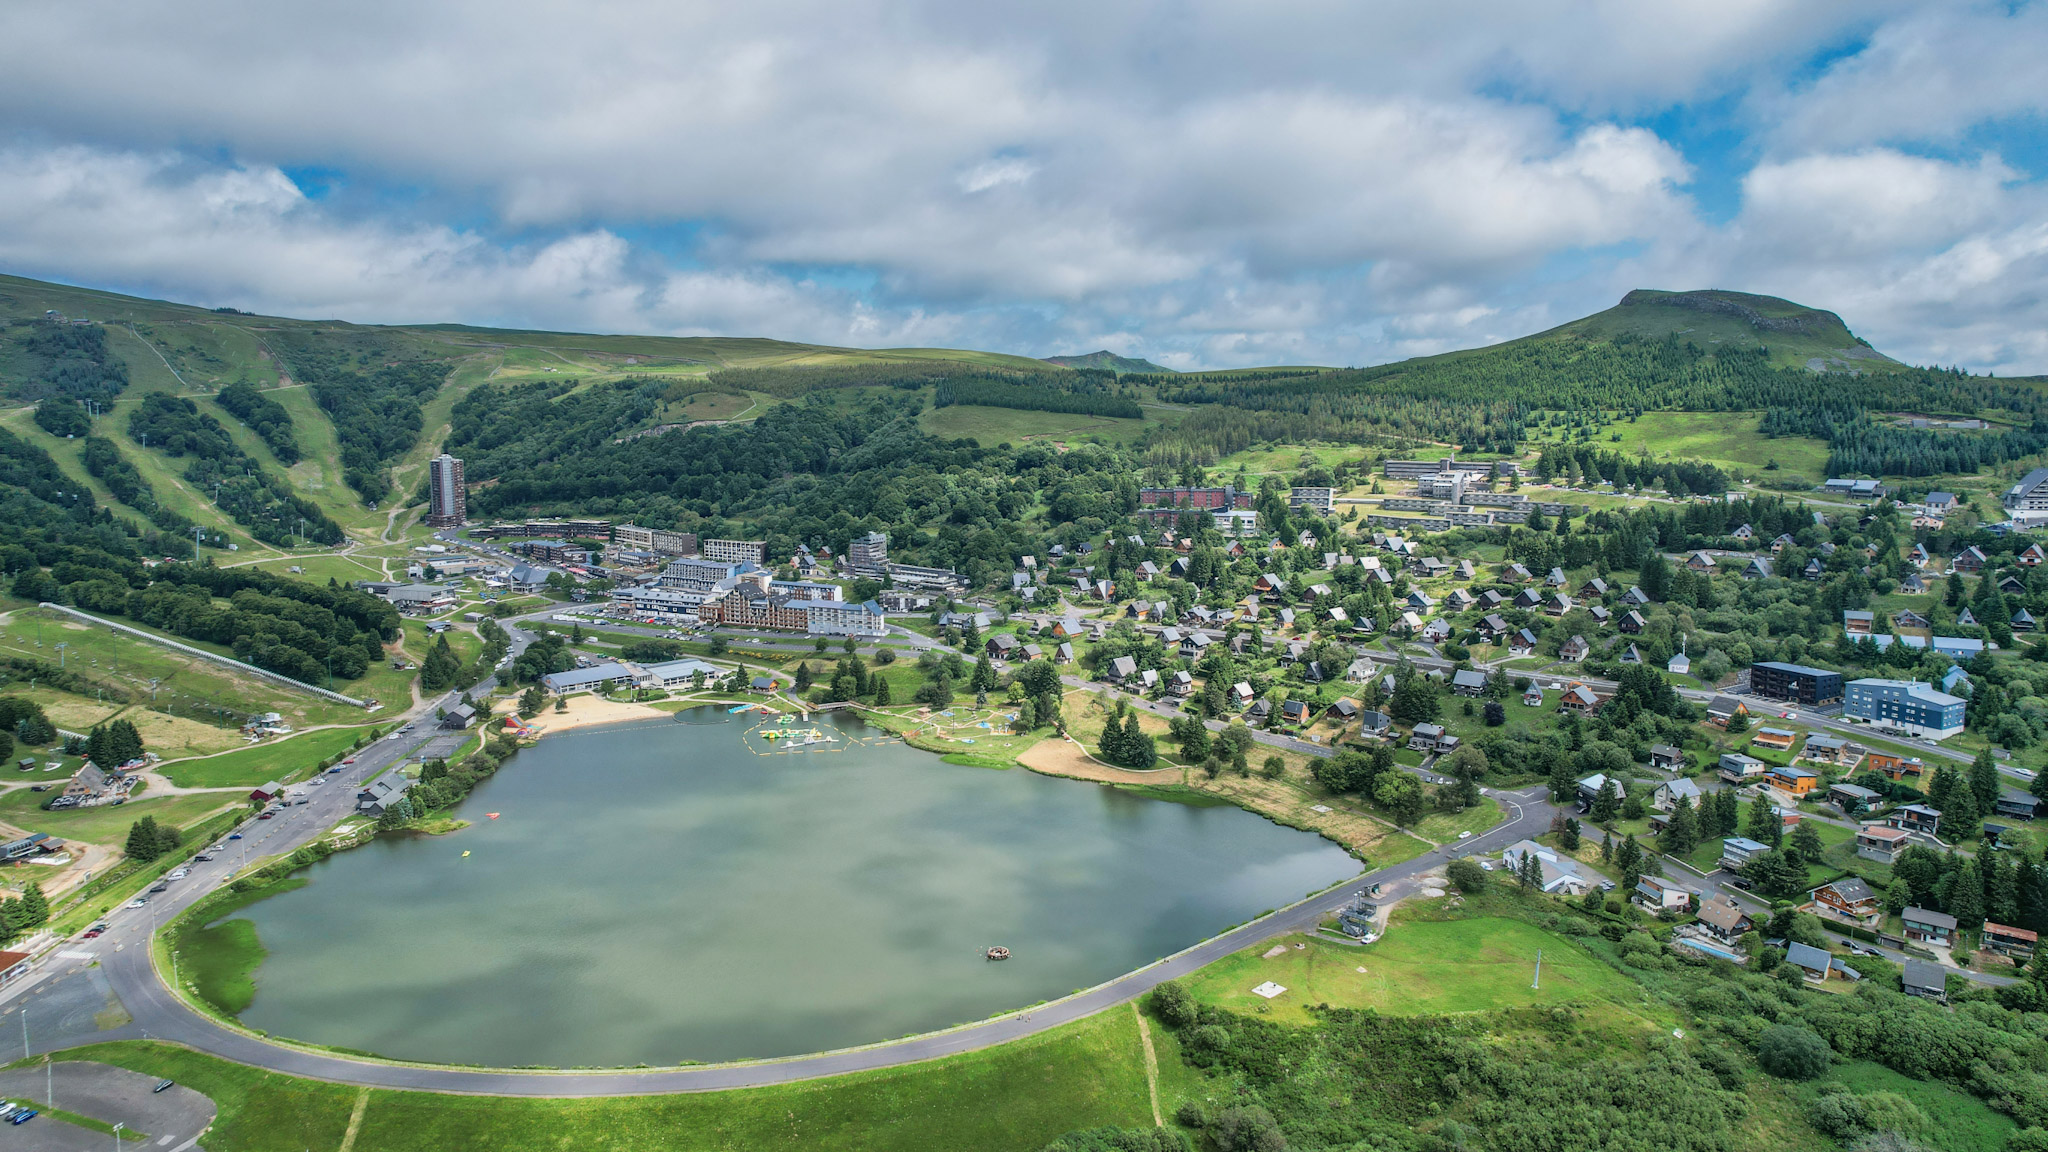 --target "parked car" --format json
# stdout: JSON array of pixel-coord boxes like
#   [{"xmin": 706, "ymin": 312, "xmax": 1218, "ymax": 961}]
[
  {"xmin": 228, "ymin": 832, "xmax": 244, "ymax": 839},
  {"xmin": 28, "ymin": 784, "xmax": 48, "ymax": 792},
  {"xmin": 328, "ymin": 765, "xmax": 344, "ymax": 774},
  {"xmin": 257, "ymin": 812, "xmax": 274, "ymax": 820},
  {"xmin": 10, "ymin": 1108, "xmax": 38, "ymax": 1124},
  {"xmin": 127, "ymin": 897, "xmax": 148, "ymax": 908},
  {"xmin": 153, "ymin": 1080, "xmax": 175, "ymax": 1094},
  {"xmin": 149, "ymin": 883, "xmax": 169, "ymax": 893},
  {"xmin": 343, "ymin": 757, "xmax": 358, "ymax": 765},
  {"xmin": 194, "ymin": 854, "xmax": 213, "ymax": 862},
  {"xmin": 168, "ymin": 868, "xmax": 189, "ymax": 879},
  {"xmin": 1729, "ymin": 876, "xmax": 1754, "ymax": 890}
]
